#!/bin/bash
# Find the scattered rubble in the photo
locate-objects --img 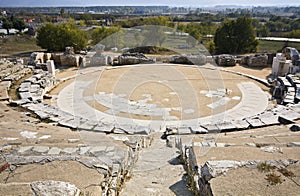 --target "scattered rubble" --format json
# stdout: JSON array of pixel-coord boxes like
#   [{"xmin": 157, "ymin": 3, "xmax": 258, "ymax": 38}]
[
  {"xmin": 242, "ymin": 54, "xmax": 268, "ymax": 67},
  {"xmin": 115, "ymin": 53, "xmax": 155, "ymax": 65},
  {"xmin": 215, "ymin": 54, "xmax": 236, "ymax": 66},
  {"xmin": 0, "ymin": 58, "xmax": 31, "ymax": 101},
  {"xmin": 170, "ymin": 54, "xmax": 206, "ymax": 65}
]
